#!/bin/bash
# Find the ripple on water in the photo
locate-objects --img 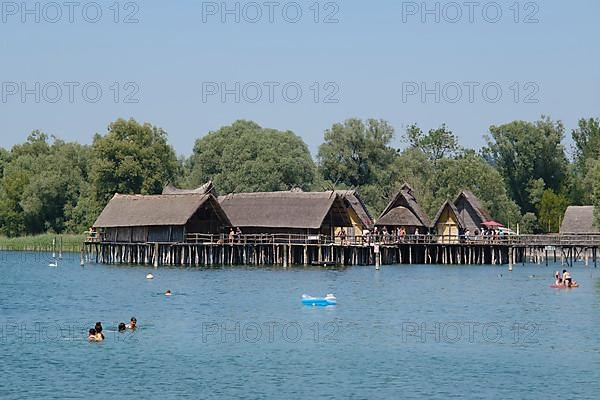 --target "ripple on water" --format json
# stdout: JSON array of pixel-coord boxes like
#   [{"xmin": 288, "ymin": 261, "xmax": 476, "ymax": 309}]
[{"xmin": 1, "ymin": 255, "xmax": 600, "ymax": 399}]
